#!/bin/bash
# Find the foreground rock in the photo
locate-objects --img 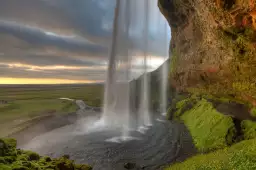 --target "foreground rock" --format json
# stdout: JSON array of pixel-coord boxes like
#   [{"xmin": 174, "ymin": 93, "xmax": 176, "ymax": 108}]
[
  {"xmin": 124, "ymin": 162, "xmax": 136, "ymax": 169},
  {"xmin": 0, "ymin": 138, "xmax": 92, "ymax": 170}
]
